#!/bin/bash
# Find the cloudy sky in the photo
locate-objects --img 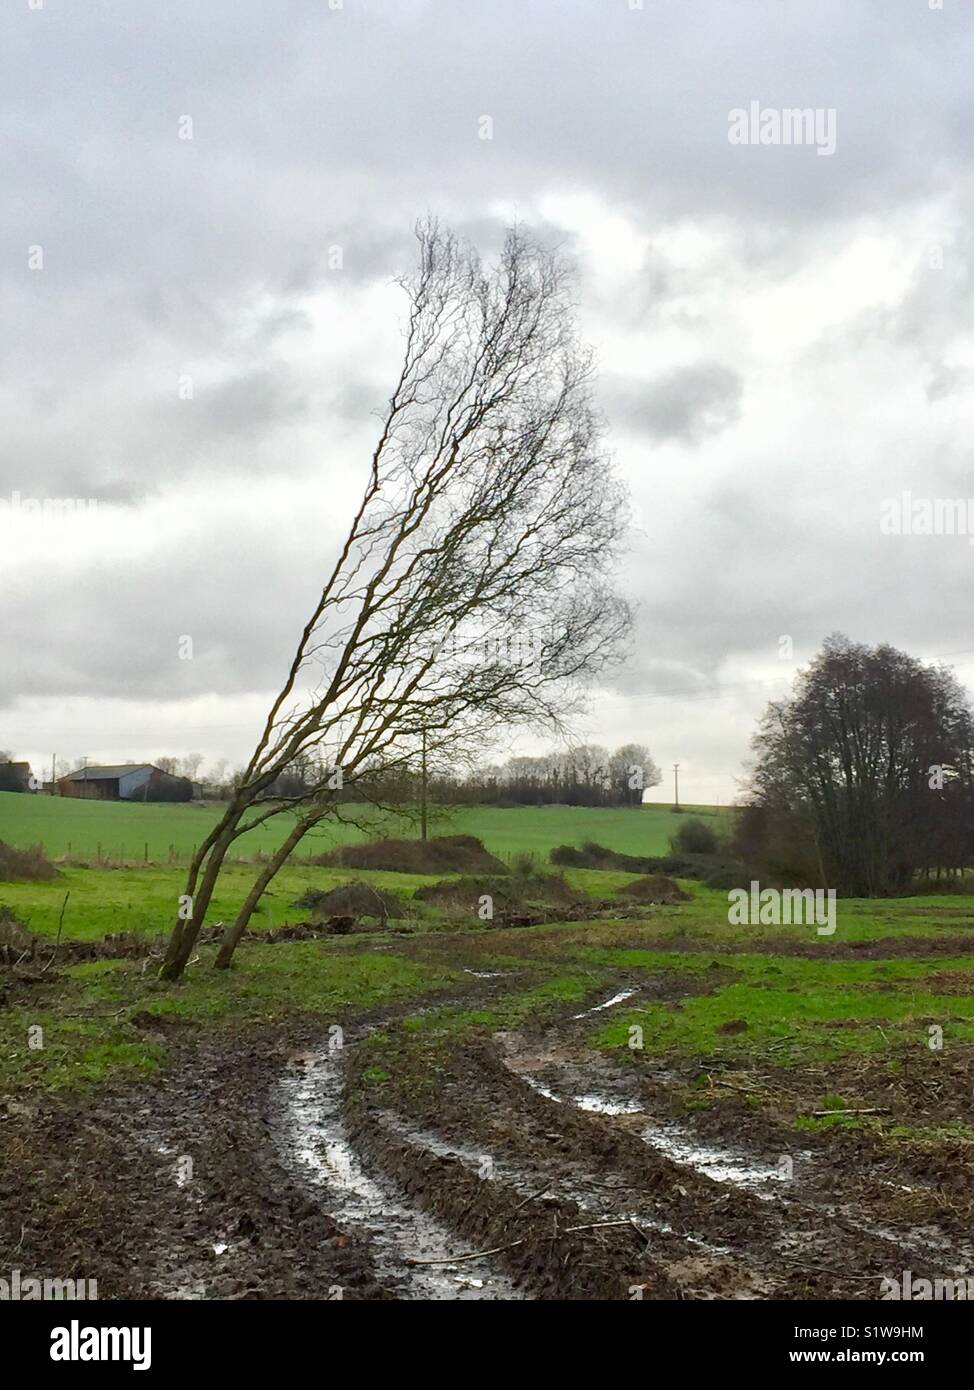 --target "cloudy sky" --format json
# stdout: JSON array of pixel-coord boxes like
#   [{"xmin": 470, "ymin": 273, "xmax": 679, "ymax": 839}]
[{"xmin": 2, "ymin": 0, "xmax": 973, "ymax": 803}]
